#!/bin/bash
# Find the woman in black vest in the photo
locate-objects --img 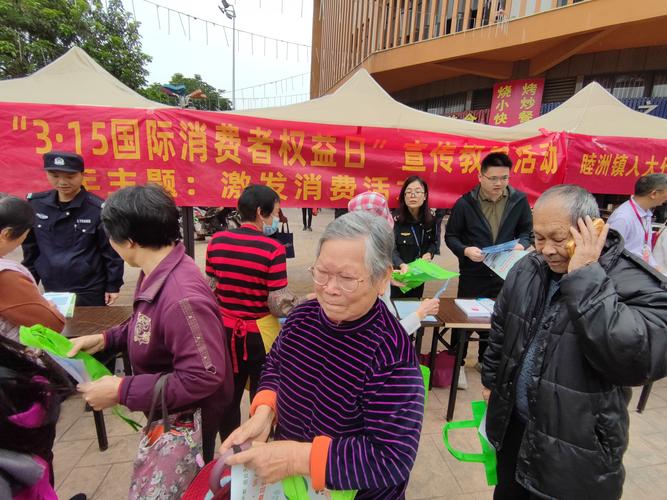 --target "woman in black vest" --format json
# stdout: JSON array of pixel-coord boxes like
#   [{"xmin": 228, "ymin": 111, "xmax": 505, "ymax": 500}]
[{"xmin": 391, "ymin": 176, "xmax": 438, "ymax": 298}]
